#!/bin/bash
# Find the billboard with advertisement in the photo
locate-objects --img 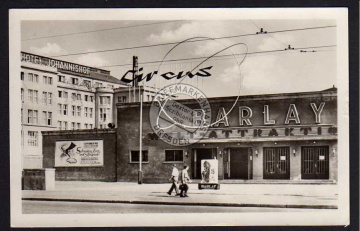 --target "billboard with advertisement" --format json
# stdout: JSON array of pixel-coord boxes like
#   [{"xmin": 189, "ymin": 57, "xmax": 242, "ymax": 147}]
[
  {"xmin": 201, "ymin": 159, "xmax": 218, "ymax": 183},
  {"xmin": 55, "ymin": 140, "xmax": 104, "ymax": 167}
]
